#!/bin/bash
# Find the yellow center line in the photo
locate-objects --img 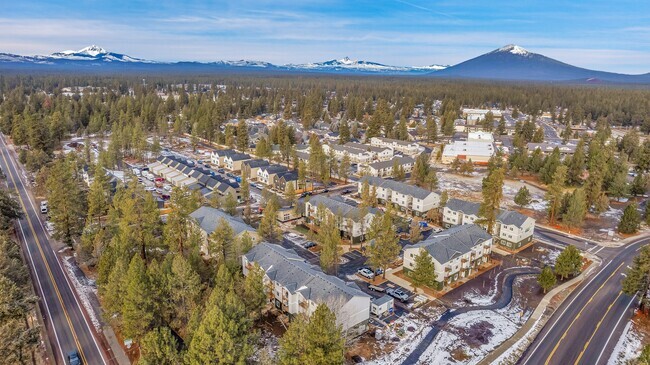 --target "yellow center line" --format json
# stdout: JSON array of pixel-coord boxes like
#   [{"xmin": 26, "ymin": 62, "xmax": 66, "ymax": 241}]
[
  {"xmin": 574, "ymin": 291, "xmax": 624, "ymax": 365},
  {"xmin": 0, "ymin": 145, "xmax": 89, "ymax": 365},
  {"xmin": 545, "ymin": 261, "xmax": 625, "ymax": 365}
]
